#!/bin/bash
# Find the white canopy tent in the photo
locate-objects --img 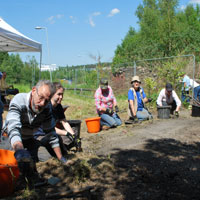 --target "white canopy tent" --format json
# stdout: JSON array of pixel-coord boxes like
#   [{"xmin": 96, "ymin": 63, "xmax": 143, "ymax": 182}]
[{"xmin": 0, "ymin": 17, "xmax": 42, "ymax": 78}]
